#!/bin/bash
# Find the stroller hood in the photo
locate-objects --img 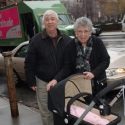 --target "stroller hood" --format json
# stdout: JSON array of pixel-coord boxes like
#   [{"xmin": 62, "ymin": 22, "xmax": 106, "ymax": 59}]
[{"xmin": 48, "ymin": 74, "xmax": 92, "ymax": 117}]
